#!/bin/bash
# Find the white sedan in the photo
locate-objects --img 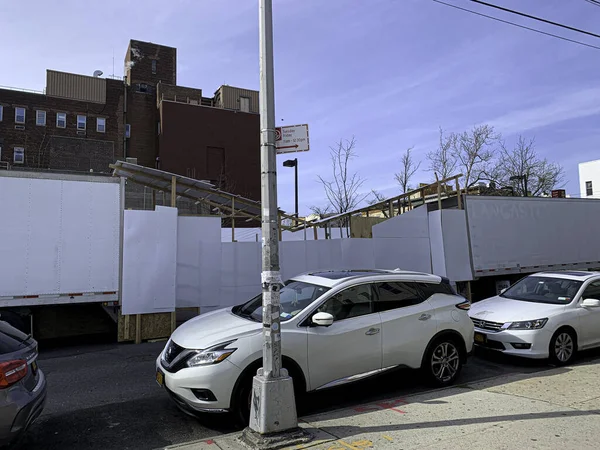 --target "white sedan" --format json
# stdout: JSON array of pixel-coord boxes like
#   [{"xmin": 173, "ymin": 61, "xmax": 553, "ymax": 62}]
[
  {"xmin": 469, "ymin": 271, "xmax": 600, "ymax": 365},
  {"xmin": 156, "ymin": 269, "xmax": 473, "ymax": 424}
]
